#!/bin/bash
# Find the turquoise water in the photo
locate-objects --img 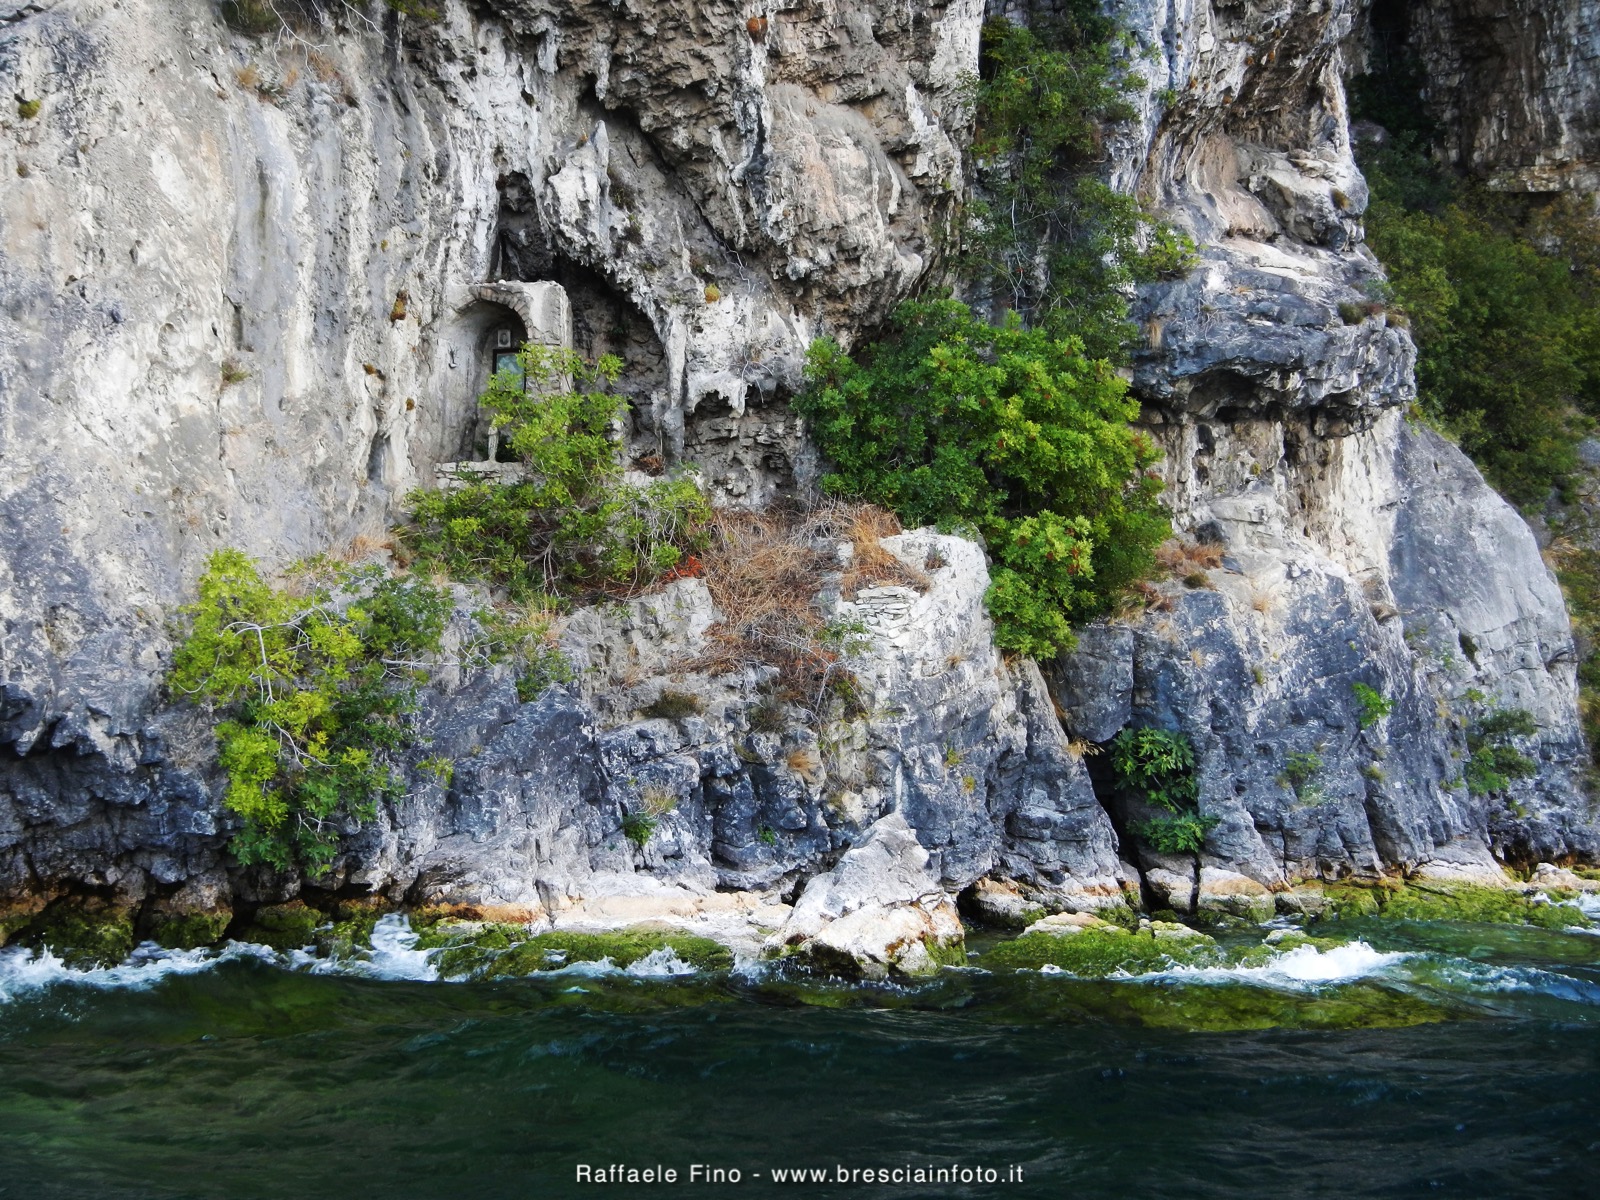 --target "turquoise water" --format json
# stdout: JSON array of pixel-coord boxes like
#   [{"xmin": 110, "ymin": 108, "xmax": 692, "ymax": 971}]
[{"xmin": 2, "ymin": 917, "xmax": 1598, "ymax": 1199}]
